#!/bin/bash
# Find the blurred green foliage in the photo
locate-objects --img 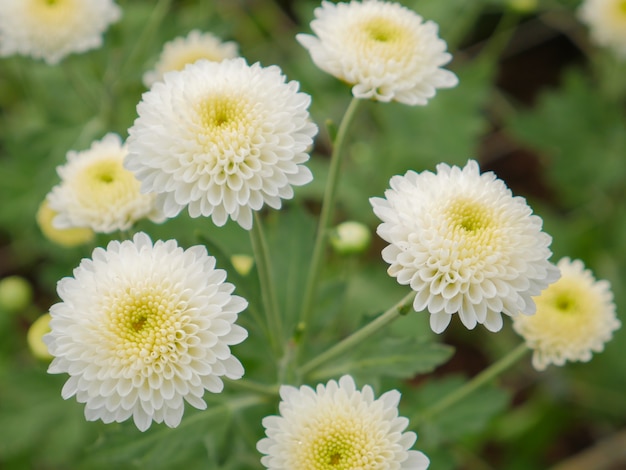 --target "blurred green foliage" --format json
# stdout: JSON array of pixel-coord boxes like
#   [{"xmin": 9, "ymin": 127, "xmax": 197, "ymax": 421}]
[{"xmin": 0, "ymin": 0, "xmax": 625, "ymax": 469}]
